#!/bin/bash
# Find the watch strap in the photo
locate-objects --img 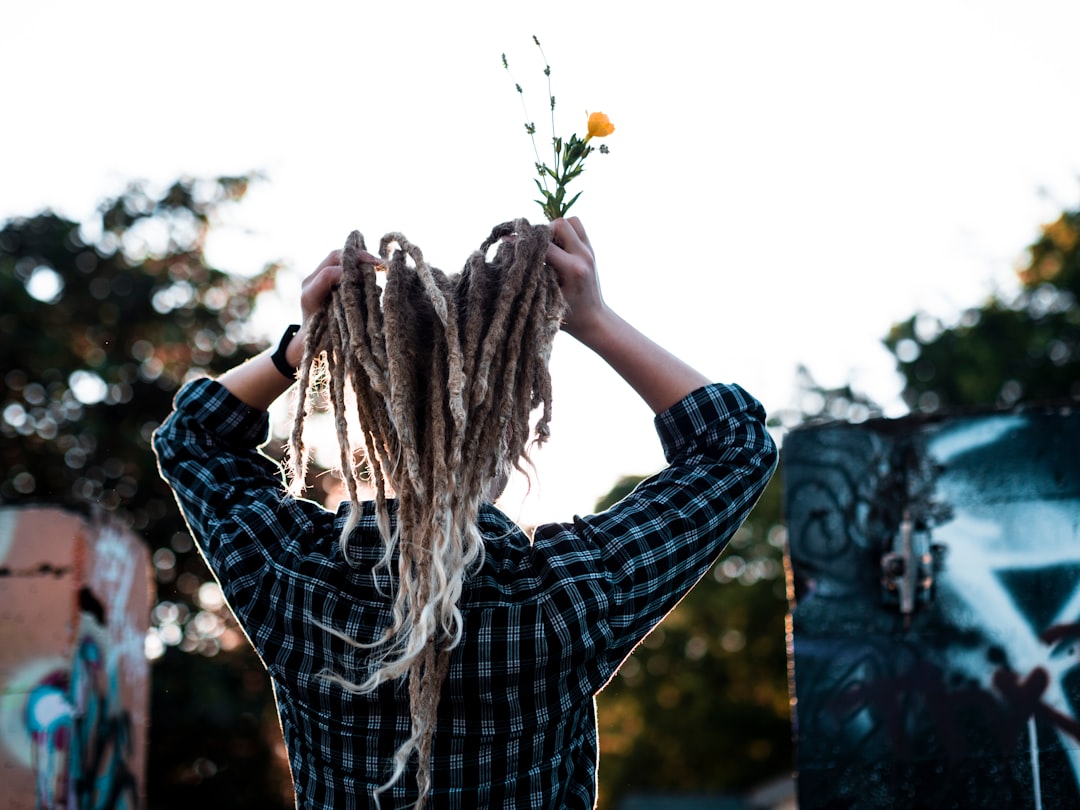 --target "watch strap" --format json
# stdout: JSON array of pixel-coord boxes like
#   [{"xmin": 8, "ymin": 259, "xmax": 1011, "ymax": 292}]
[{"xmin": 271, "ymin": 324, "xmax": 302, "ymax": 380}]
